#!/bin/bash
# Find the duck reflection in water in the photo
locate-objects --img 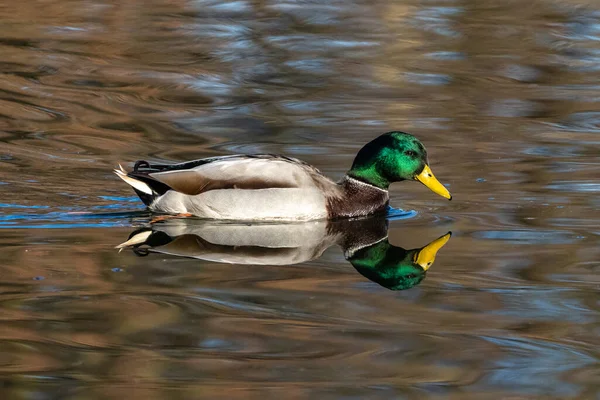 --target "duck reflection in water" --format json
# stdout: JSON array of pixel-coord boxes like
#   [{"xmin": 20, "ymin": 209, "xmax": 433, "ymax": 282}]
[{"xmin": 117, "ymin": 217, "xmax": 451, "ymax": 291}]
